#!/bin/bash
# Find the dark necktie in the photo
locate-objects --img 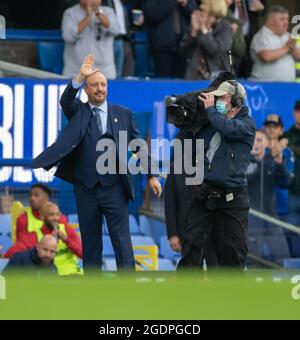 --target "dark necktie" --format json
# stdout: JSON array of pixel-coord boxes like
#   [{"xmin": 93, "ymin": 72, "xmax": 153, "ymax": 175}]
[{"xmin": 93, "ymin": 107, "xmax": 103, "ymax": 135}]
